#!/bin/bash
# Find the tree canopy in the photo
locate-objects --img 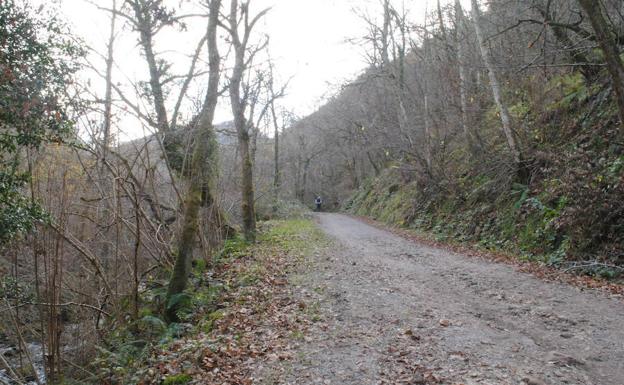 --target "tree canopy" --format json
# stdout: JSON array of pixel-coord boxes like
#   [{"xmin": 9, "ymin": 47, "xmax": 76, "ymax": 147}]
[{"xmin": 0, "ymin": 0, "xmax": 82, "ymax": 244}]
